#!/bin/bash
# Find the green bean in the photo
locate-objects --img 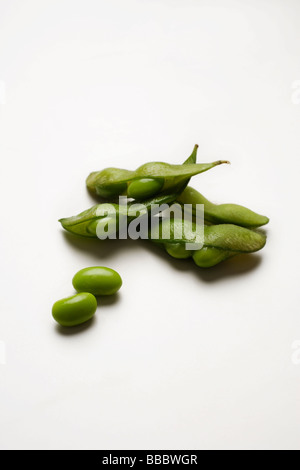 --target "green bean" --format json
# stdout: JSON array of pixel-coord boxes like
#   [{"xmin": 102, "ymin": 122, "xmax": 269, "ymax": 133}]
[
  {"xmin": 73, "ymin": 267, "xmax": 122, "ymax": 296},
  {"xmin": 86, "ymin": 145, "xmax": 229, "ymax": 200},
  {"xmin": 52, "ymin": 293, "xmax": 97, "ymax": 327},
  {"xmin": 164, "ymin": 243, "xmax": 193, "ymax": 259},
  {"xmin": 178, "ymin": 187, "xmax": 269, "ymax": 228},
  {"xmin": 127, "ymin": 178, "xmax": 165, "ymax": 200},
  {"xmin": 192, "ymin": 247, "xmax": 235, "ymax": 267}
]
